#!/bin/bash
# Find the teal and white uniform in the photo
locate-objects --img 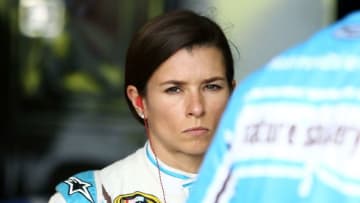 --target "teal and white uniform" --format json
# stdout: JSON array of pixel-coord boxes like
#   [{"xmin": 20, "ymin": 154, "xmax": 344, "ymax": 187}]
[
  {"xmin": 49, "ymin": 142, "xmax": 196, "ymax": 203},
  {"xmin": 188, "ymin": 11, "xmax": 360, "ymax": 203}
]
